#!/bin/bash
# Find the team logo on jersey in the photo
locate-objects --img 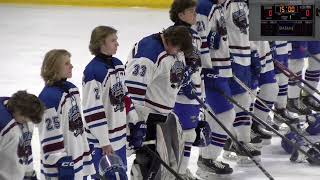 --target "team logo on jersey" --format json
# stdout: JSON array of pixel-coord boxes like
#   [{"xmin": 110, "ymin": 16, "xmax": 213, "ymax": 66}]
[
  {"xmin": 68, "ymin": 96, "xmax": 84, "ymax": 137},
  {"xmin": 217, "ymin": 15, "xmax": 227, "ymax": 37},
  {"xmin": 196, "ymin": 21, "xmax": 205, "ymax": 32},
  {"xmin": 17, "ymin": 130, "xmax": 32, "ymax": 165},
  {"xmin": 109, "ymin": 81, "xmax": 125, "ymax": 112},
  {"xmin": 232, "ymin": 8, "xmax": 248, "ymax": 34},
  {"xmin": 170, "ymin": 60, "xmax": 185, "ymax": 88}
]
